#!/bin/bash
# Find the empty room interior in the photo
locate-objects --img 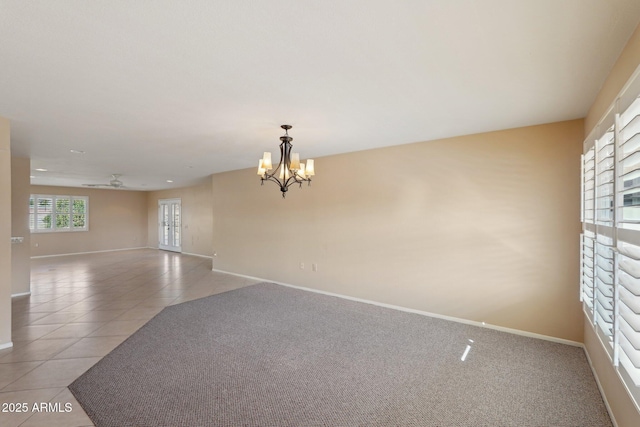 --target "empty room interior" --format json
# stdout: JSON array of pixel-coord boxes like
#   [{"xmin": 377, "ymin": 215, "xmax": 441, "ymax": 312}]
[{"xmin": 3, "ymin": 1, "xmax": 640, "ymax": 426}]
